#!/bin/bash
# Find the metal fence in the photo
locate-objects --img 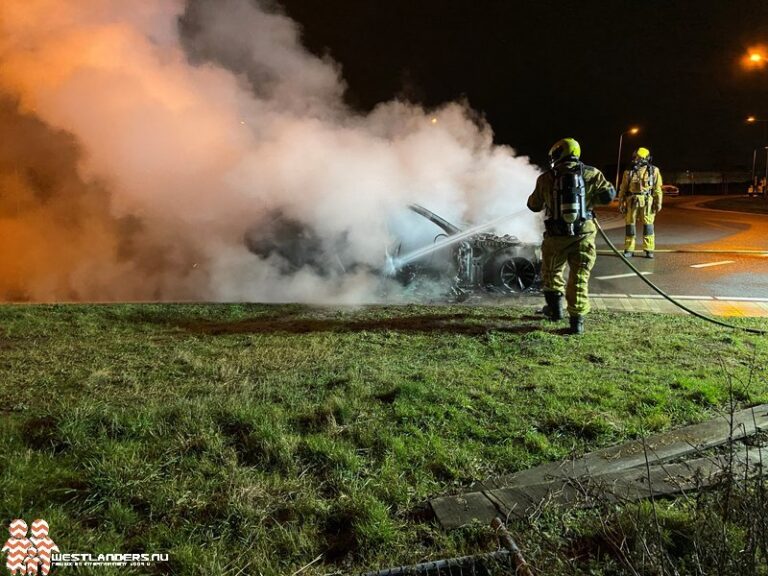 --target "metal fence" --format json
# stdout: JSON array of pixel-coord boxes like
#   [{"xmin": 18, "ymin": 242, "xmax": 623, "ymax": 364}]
[{"xmin": 360, "ymin": 518, "xmax": 533, "ymax": 576}]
